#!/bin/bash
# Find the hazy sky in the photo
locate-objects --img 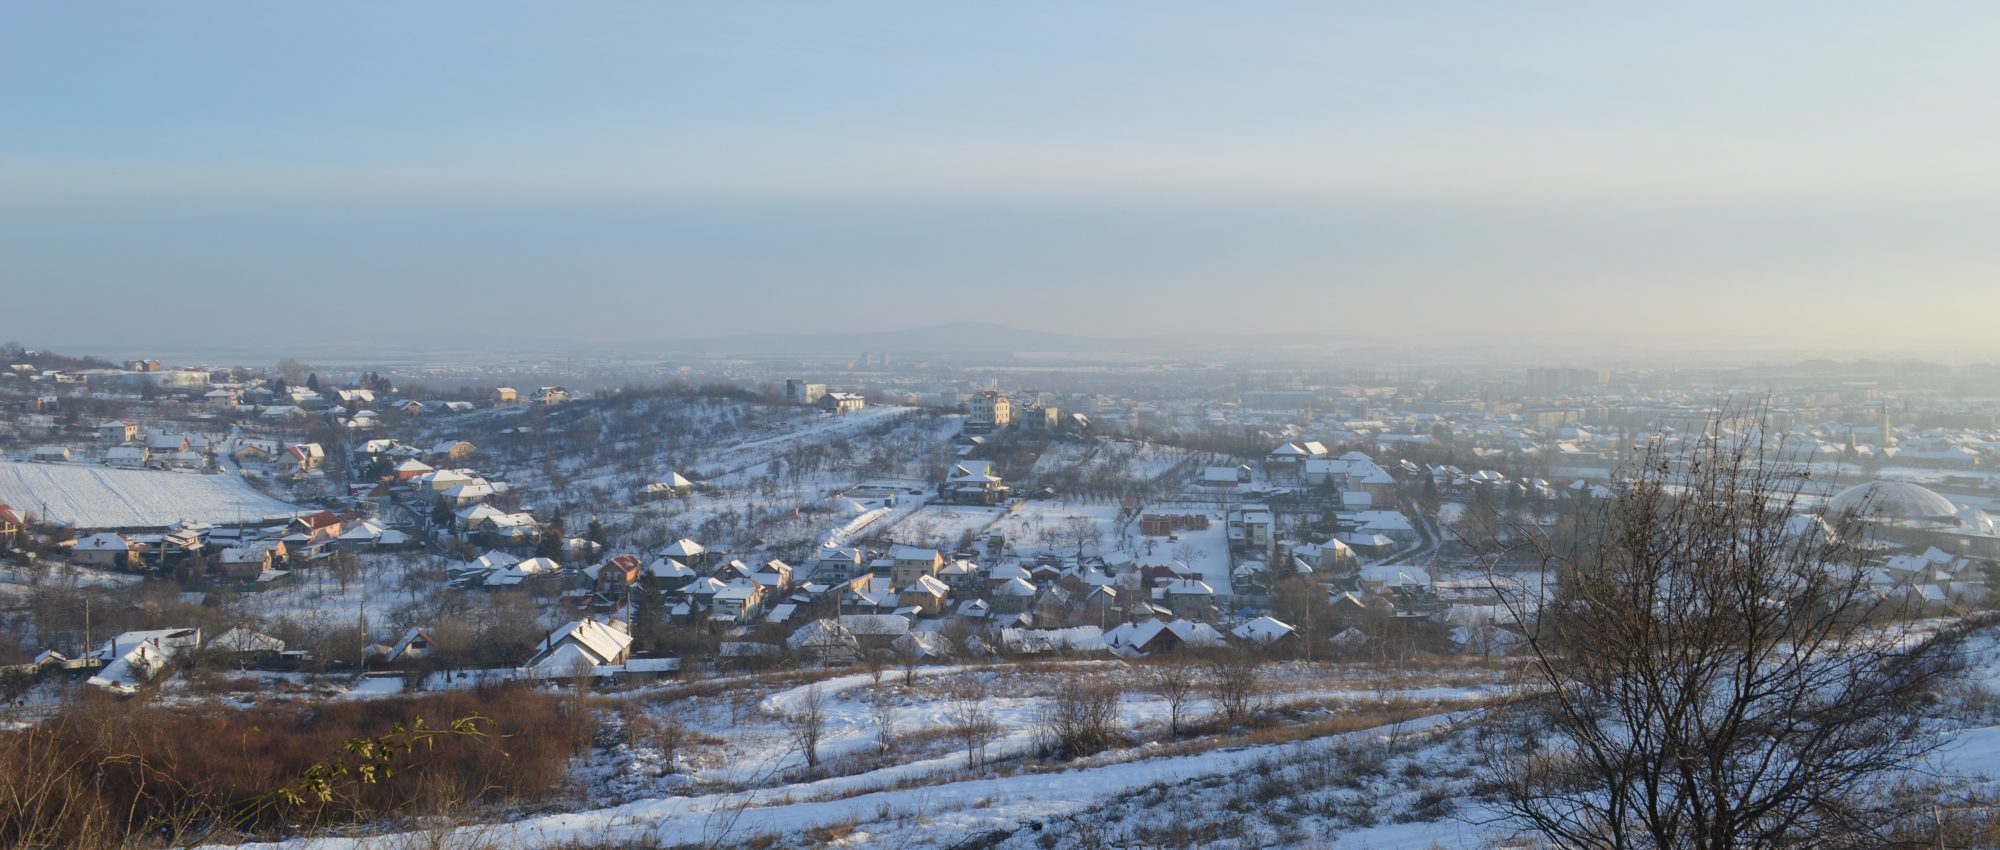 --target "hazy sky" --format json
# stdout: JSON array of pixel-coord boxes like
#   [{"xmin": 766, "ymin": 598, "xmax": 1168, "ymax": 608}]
[{"xmin": 4, "ymin": 3, "xmax": 1999, "ymax": 358}]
